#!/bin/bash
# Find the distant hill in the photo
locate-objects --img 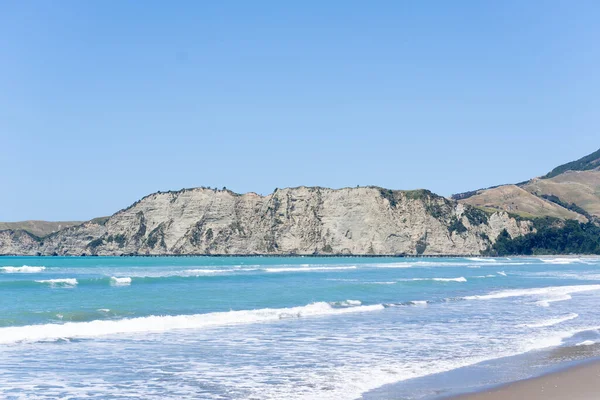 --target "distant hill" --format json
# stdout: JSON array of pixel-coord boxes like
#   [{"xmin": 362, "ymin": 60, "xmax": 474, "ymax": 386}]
[
  {"xmin": 542, "ymin": 148, "xmax": 600, "ymax": 179},
  {"xmin": 453, "ymin": 148, "xmax": 600, "ymax": 221},
  {"xmin": 0, "ymin": 187, "xmax": 533, "ymax": 256},
  {"xmin": 0, "ymin": 220, "xmax": 82, "ymax": 237},
  {"xmin": 2, "ymin": 149, "xmax": 599, "ymax": 256}
]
